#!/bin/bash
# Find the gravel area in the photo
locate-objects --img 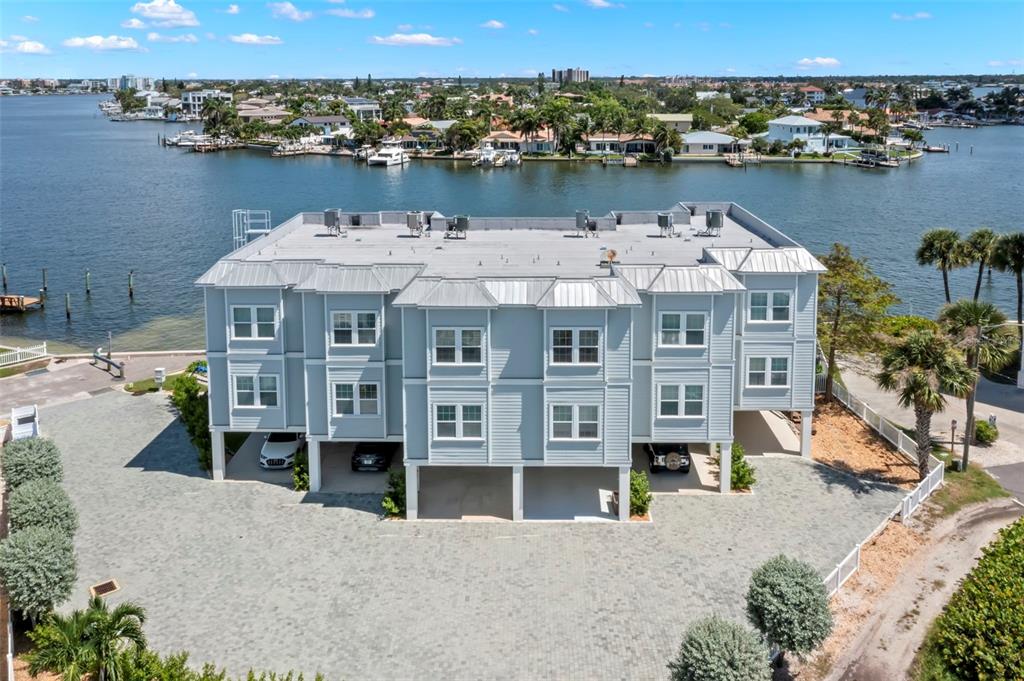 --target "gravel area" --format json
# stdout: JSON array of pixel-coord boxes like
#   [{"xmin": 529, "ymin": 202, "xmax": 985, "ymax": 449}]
[{"xmin": 42, "ymin": 391, "xmax": 906, "ymax": 680}]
